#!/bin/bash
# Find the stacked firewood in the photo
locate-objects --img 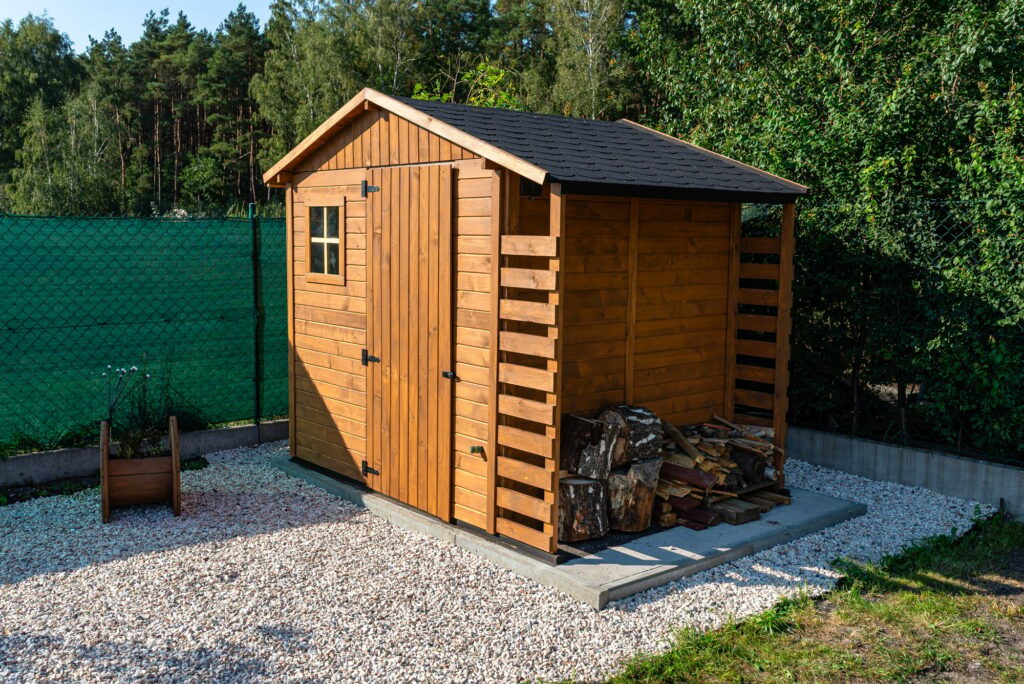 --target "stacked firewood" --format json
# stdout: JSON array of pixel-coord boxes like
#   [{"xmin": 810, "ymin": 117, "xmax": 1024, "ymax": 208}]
[
  {"xmin": 656, "ymin": 416, "xmax": 786, "ymax": 530},
  {"xmin": 559, "ymin": 407, "xmax": 788, "ymax": 543}
]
